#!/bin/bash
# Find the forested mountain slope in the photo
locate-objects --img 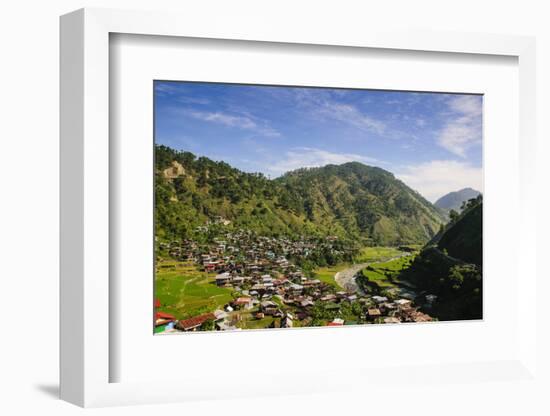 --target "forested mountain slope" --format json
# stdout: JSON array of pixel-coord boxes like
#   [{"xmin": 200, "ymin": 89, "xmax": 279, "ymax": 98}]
[
  {"xmin": 155, "ymin": 145, "xmax": 445, "ymax": 246},
  {"xmin": 402, "ymin": 196, "xmax": 483, "ymax": 320}
]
